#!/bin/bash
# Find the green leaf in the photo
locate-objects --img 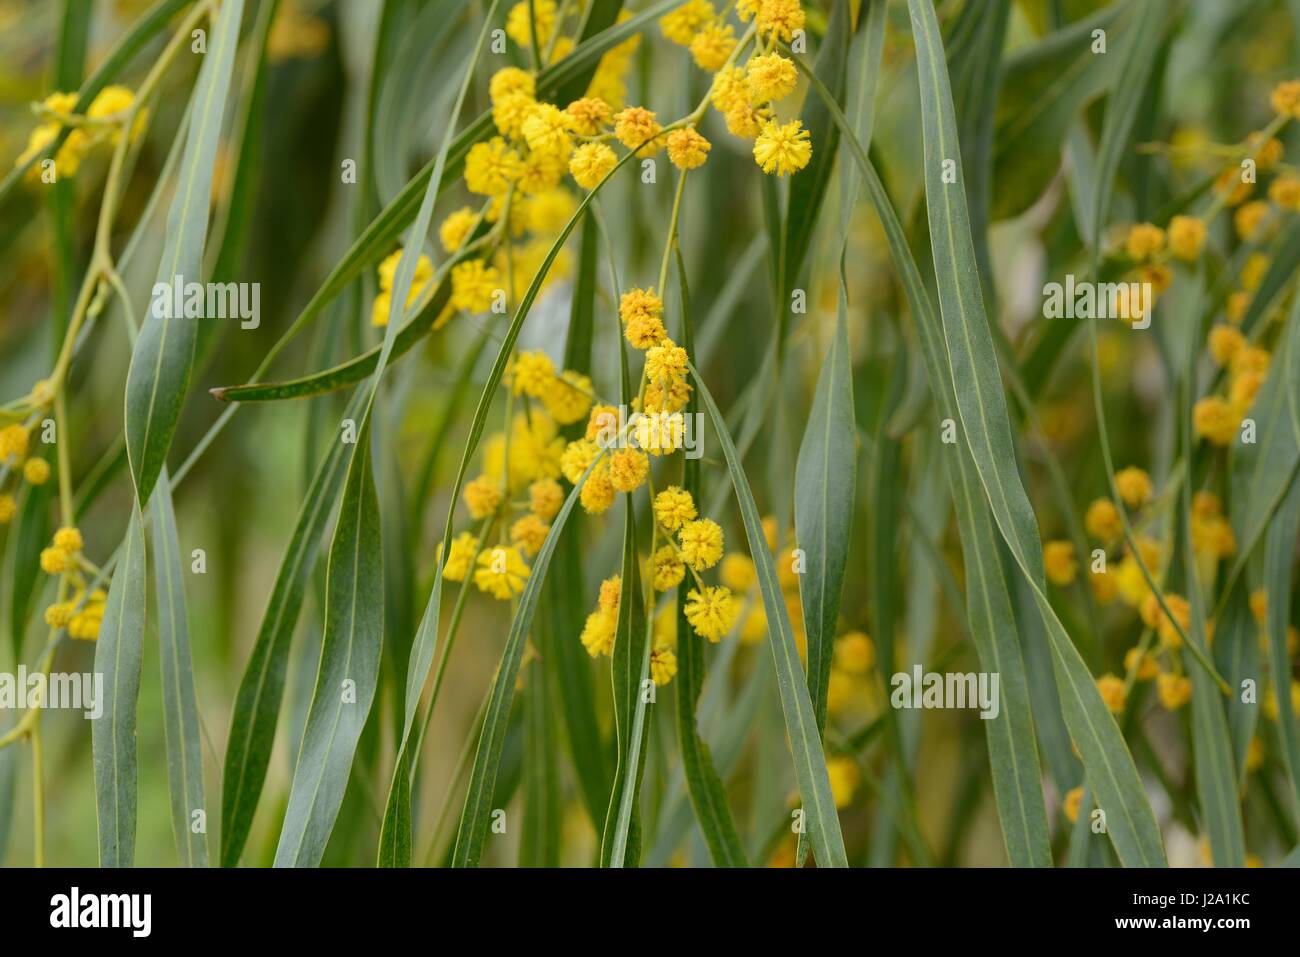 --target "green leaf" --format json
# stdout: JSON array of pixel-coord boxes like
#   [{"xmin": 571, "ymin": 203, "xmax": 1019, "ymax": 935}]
[
  {"xmin": 672, "ymin": 250, "xmax": 747, "ymax": 868},
  {"xmin": 689, "ymin": 359, "xmax": 848, "ymax": 868},
  {"xmin": 906, "ymin": 0, "xmax": 1165, "ymax": 866},
  {"xmin": 220, "ymin": 387, "xmax": 365, "ymax": 867},
  {"xmin": 545, "ymin": 214, "xmax": 612, "ymax": 827},
  {"xmin": 782, "ymin": 0, "xmax": 851, "ymax": 295},
  {"xmin": 9, "ymin": 477, "xmax": 52, "ymax": 660},
  {"xmin": 383, "ymin": 145, "xmax": 639, "ymax": 864},
  {"xmin": 1265, "ymin": 472, "xmax": 1300, "ymax": 818},
  {"xmin": 520, "ymin": 662, "xmax": 561, "ymax": 867},
  {"xmin": 149, "ymin": 468, "xmax": 208, "ymax": 867},
  {"xmin": 92, "ymin": 505, "xmax": 147, "ymax": 867},
  {"xmin": 945, "ymin": 0, "xmax": 1009, "ymax": 304},
  {"xmin": 600, "ymin": 493, "xmax": 650, "ymax": 868},
  {"xmin": 1229, "ymin": 293, "xmax": 1300, "ymax": 591},
  {"xmin": 273, "ymin": 427, "xmax": 384, "ymax": 867},
  {"xmin": 1236, "ymin": 217, "xmax": 1300, "ymax": 335},
  {"xmin": 794, "ymin": 10, "xmax": 1161, "ymax": 866},
  {"xmin": 124, "ymin": 0, "xmax": 244, "ymax": 506},
  {"xmin": 451, "ymin": 456, "xmax": 608, "ymax": 867},
  {"xmin": 795, "ymin": 286, "xmax": 856, "ymax": 735},
  {"xmin": 991, "ymin": 2, "xmax": 1127, "ymax": 221}
]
